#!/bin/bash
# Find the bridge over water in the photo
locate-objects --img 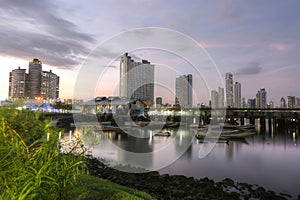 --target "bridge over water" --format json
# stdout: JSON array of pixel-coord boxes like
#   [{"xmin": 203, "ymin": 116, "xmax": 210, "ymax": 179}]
[
  {"xmin": 41, "ymin": 108, "xmax": 300, "ymax": 128},
  {"xmin": 185, "ymin": 108, "xmax": 300, "ymax": 126}
]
